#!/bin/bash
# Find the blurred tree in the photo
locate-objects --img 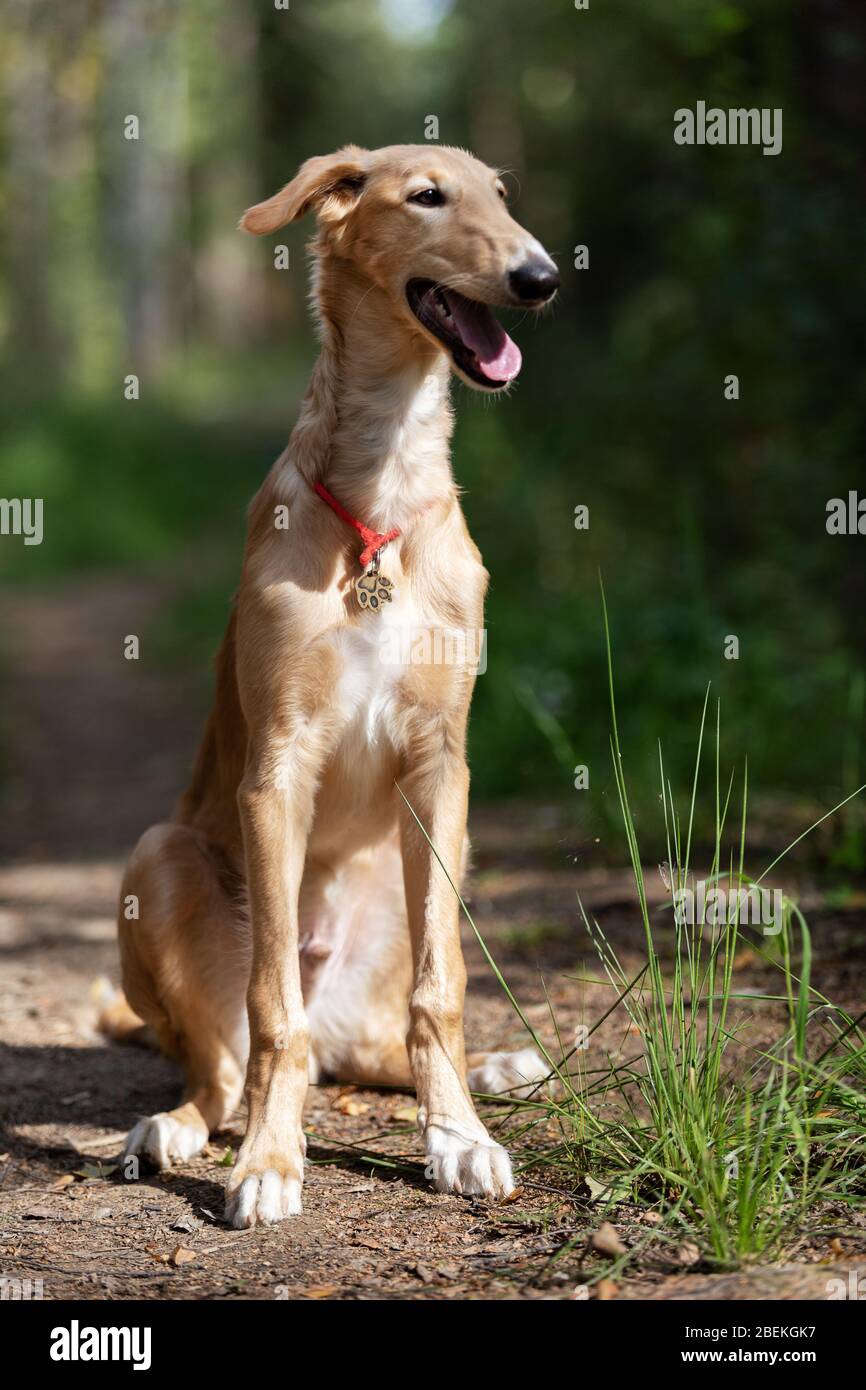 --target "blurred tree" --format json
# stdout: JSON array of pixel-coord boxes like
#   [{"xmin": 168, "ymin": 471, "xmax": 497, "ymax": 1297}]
[{"xmin": 1, "ymin": 0, "xmax": 864, "ymax": 829}]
